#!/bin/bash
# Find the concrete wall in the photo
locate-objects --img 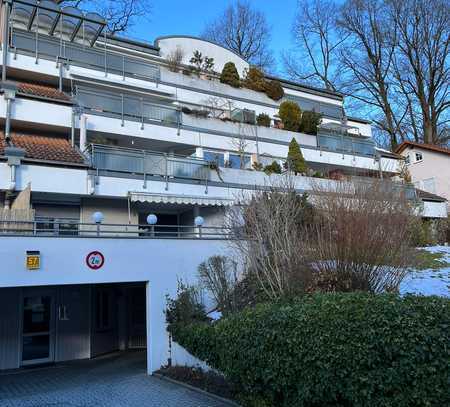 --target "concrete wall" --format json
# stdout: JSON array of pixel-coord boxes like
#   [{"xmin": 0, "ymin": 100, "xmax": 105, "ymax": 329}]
[
  {"xmin": 0, "ymin": 236, "xmax": 231, "ymax": 372},
  {"xmin": 156, "ymin": 36, "xmax": 250, "ymax": 76}
]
